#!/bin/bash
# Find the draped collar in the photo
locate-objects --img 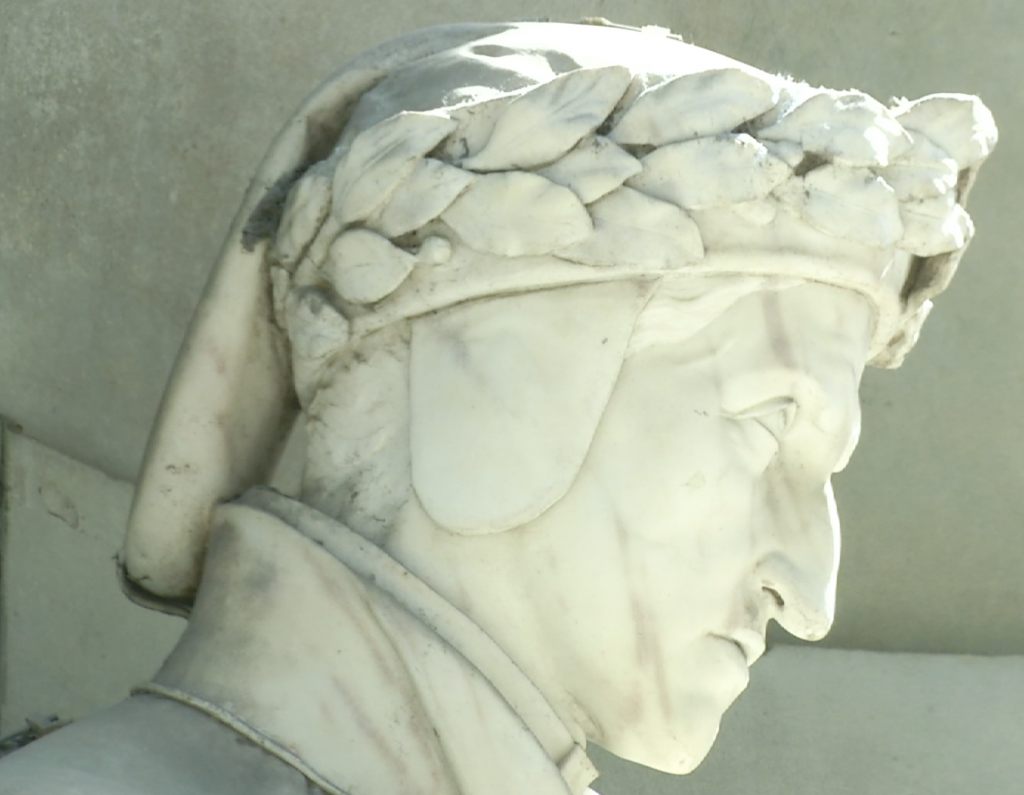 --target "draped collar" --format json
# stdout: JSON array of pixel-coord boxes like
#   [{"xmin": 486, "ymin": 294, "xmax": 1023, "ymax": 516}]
[{"xmin": 139, "ymin": 489, "xmax": 598, "ymax": 795}]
